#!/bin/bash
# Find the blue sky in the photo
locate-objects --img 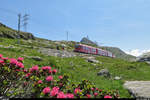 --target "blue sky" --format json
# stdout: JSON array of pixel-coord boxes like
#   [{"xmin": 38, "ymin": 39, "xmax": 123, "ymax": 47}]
[{"xmin": 0, "ymin": 0, "xmax": 150, "ymax": 56}]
